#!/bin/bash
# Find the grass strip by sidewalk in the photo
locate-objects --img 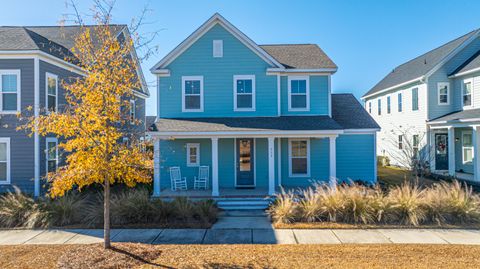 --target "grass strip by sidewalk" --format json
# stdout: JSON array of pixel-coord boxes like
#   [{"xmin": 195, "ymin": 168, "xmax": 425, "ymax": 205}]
[{"xmin": 1, "ymin": 243, "xmax": 480, "ymax": 269}]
